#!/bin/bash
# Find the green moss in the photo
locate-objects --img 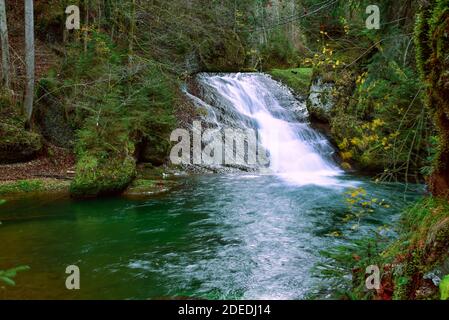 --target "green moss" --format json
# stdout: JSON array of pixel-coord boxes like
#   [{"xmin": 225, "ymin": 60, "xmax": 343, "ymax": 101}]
[
  {"xmin": 0, "ymin": 125, "xmax": 42, "ymax": 163},
  {"xmin": 132, "ymin": 179, "xmax": 156, "ymax": 188},
  {"xmin": 0, "ymin": 266, "xmax": 31, "ymax": 287},
  {"xmin": 70, "ymin": 155, "xmax": 136, "ymax": 198},
  {"xmin": 123, "ymin": 179, "xmax": 156, "ymax": 195},
  {"xmin": 0, "ymin": 179, "xmax": 70, "ymax": 196},
  {"xmin": 0, "ymin": 98, "xmax": 42, "ymax": 163},
  {"xmin": 269, "ymin": 68, "xmax": 313, "ymax": 96},
  {"xmin": 440, "ymin": 275, "xmax": 449, "ymax": 300},
  {"xmin": 388, "ymin": 198, "xmax": 449, "ymax": 299},
  {"xmin": 365, "ymin": 198, "xmax": 449, "ymax": 300},
  {"xmin": 414, "ymin": 0, "xmax": 449, "ymax": 195},
  {"xmin": 0, "ymin": 180, "xmax": 43, "ymax": 195},
  {"xmin": 123, "ymin": 178, "xmax": 178, "ymax": 199}
]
